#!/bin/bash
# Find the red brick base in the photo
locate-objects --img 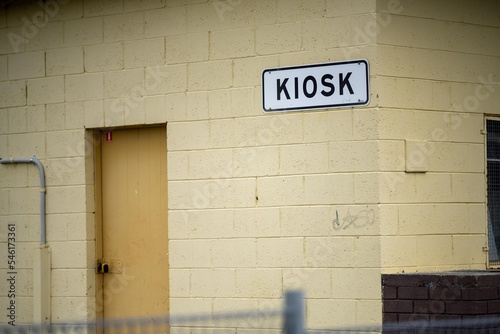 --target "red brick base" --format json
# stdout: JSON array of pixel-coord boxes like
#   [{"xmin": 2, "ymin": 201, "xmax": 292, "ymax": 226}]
[{"xmin": 382, "ymin": 271, "xmax": 500, "ymax": 331}]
